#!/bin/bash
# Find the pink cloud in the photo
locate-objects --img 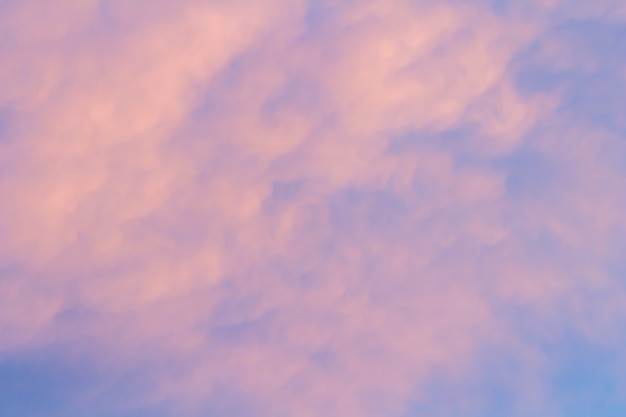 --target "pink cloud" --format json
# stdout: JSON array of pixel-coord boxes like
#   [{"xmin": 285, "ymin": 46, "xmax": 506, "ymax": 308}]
[{"xmin": 1, "ymin": 0, "xmax": 625, "ymax": 415}]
